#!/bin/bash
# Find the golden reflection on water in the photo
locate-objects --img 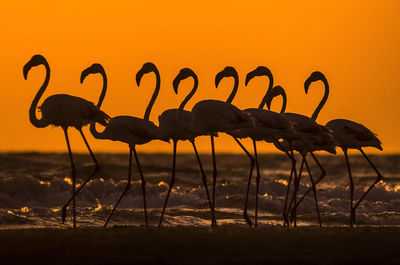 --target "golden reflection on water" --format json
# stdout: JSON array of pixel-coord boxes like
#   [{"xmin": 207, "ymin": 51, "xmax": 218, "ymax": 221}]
[
  {"xmin": 263, "ymin": 193, "xmax": 273, "ymax": 199},
  {"xmin": 63, "ymin": 177, "xmax": 72, "ymax": 185},
  {"xmin": 158, "ymin": 181, "xmax": 168, "ymax": 187},
  {"xmin": 275, "ymin": 179, "xmax": 288, "ymax": 186},
  {"xmin": 93, "ymin": 199, "xmax": 102, "ymax": 212},
  {"xmin": 20, "ymin": 207, "xmax": 30, "ymax": 213},
  {"xmin": 382, "ymin": 182, "xmax": 400, "ymax": 193},
  {"xmin": 39, "ymin": 180, "xmax": 51, "ymax": 186}
]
